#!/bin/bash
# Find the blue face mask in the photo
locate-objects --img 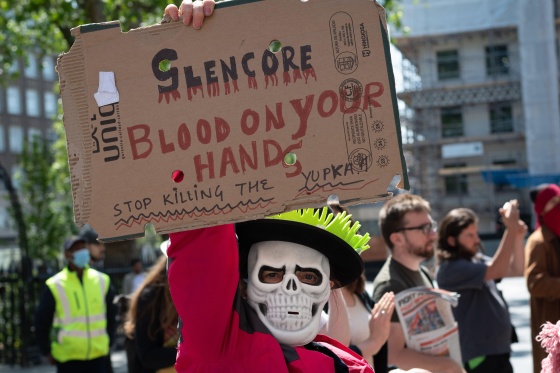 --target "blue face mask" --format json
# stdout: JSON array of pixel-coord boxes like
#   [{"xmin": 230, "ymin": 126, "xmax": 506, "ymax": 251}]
[{"xmin": 72, "ymin": 248, "xmax": 90, "ymax": 268}]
